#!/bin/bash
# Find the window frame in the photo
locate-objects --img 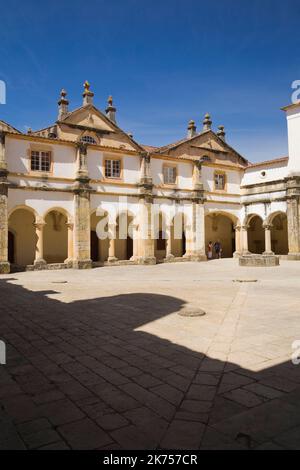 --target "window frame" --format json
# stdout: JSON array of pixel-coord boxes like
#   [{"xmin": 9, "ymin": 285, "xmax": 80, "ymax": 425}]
[
  {"xmin": 104, "ymin": 157, "xmax": 122, "ymax": 180},
  {"xmin": 163, "ymin": 164, "xmax": 177, "ymax": 186},
  {"xmin": 80, "ymin": 135, "xmax": 97, "ymax": 145},
  {"xmin": 213, "ymin": 171, "xmax": 226, "ymax": 191},
  {"xmin": 30, "ymin": 150, "xmax": 52, "ymax": 173}
]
